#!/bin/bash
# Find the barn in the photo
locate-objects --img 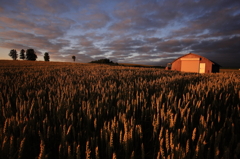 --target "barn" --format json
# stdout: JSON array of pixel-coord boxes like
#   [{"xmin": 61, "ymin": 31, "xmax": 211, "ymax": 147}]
[{"xmin": 168, "ymin": 53, "xmax": 220, "ymax": 73}]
